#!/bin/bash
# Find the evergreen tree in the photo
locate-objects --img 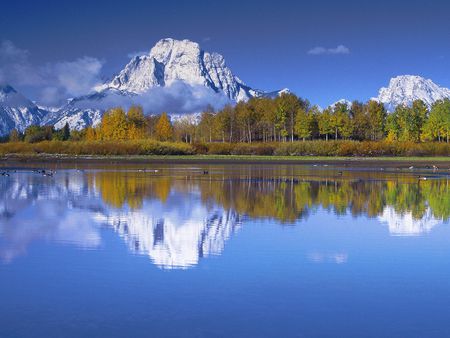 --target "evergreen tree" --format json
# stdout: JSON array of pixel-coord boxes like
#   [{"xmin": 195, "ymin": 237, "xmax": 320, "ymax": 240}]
[{"xmin": 62, "ymin": 123, "xmax": 70, "ymax": 141}]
